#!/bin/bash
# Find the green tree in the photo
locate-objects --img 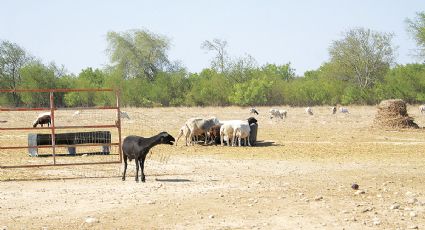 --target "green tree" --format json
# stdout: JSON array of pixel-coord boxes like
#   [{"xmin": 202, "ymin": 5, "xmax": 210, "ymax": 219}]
[
  {"xmin": 0, "ymin": 40, "xmax": 32, "ymax": 106},
  {"xmin": 329, "ymin": 28, "xmax": 395, "ymax": 88},
  {"xmin": 406, "ymin": 12, "xmax": 425, "ymax": 60},
  {"xmin": 106, "ymin": 29, "xmax": 170, "ymax": 81},
  {"xmin": 19, "ymin": 62, "xmax": 58, "ymax": 107}
]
